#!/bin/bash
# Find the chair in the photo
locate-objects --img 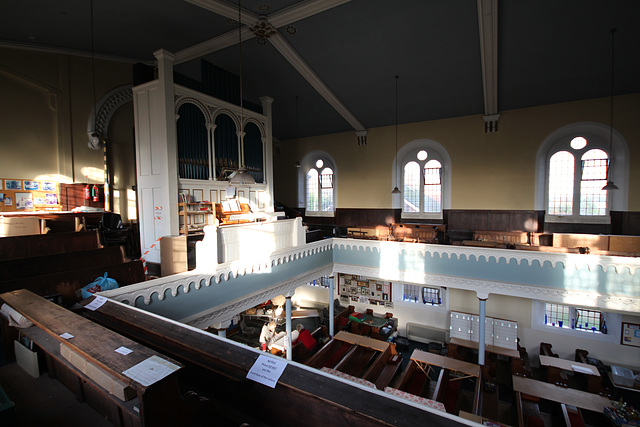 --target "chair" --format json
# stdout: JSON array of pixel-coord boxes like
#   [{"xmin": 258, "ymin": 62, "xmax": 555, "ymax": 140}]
[
  {"xmin": 239, "ymin": 319, "xmax": 258, "ymax": 336},
  {"xmin": 99, "ymin": 212, "xmax": 131, "ymax": 256}
]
